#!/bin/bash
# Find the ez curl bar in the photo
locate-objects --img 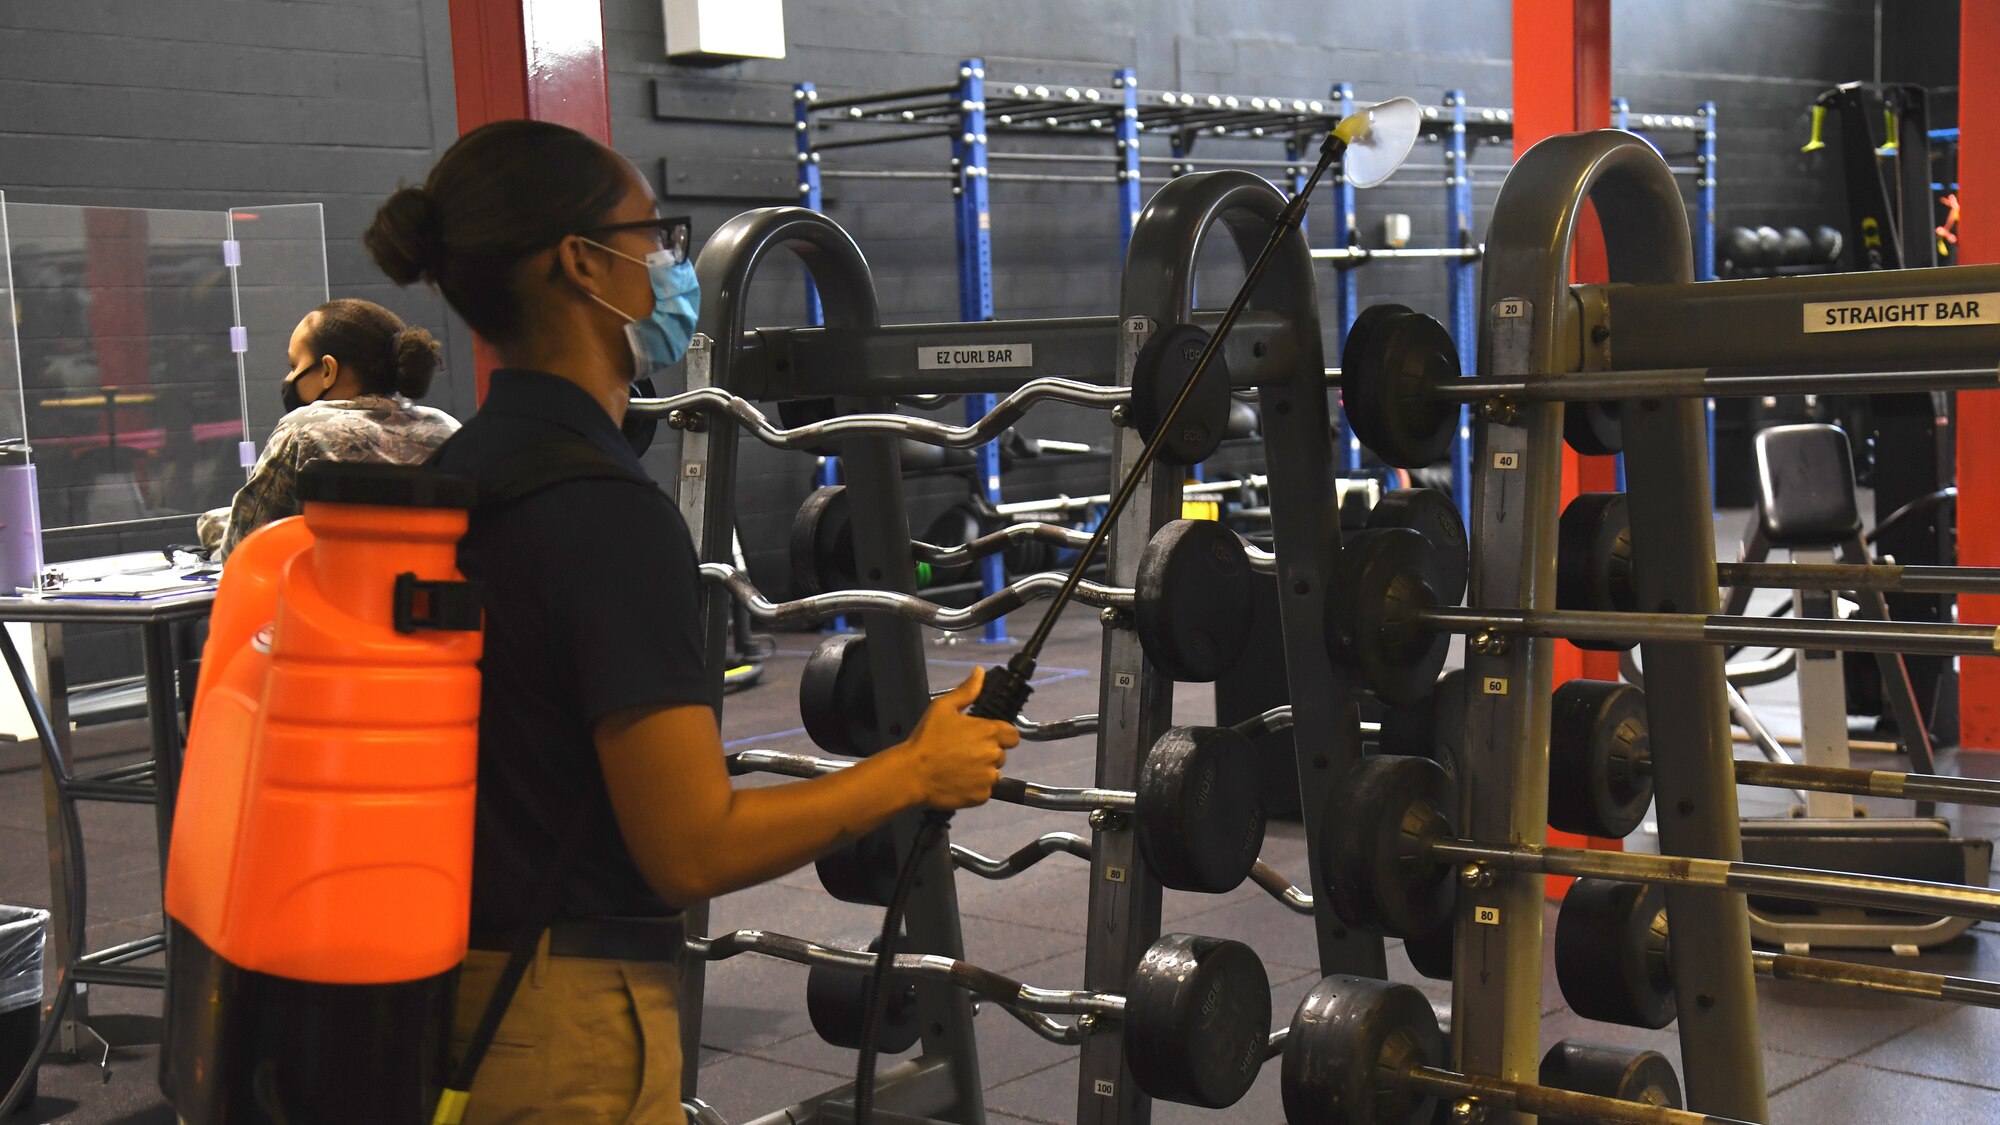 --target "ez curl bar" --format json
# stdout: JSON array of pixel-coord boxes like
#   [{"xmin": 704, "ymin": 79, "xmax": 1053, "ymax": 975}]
[
  {"xmin": 727, "ymin": 723, "xmax": 1265, "ymax": 896},
  {"xmin": 687, "ymin": 928, "xmax": 1274, "ymax": 1110}
]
